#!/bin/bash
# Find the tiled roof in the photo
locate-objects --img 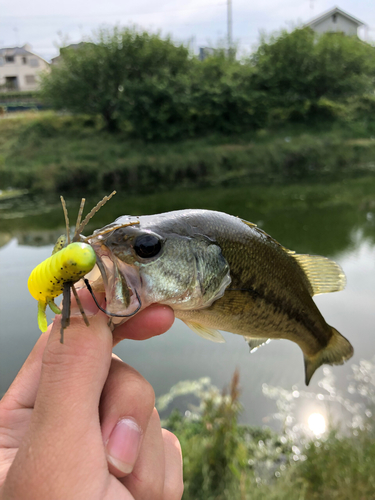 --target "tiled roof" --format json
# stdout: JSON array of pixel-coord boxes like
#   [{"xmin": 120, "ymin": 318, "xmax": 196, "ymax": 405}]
[
  {"xmin": 0, "ymin": 45, "xmax": 50, "ymax": 64},
  {"xmin": 0, "ymin": 47, "xmax": 32, "ymax": 56}
]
